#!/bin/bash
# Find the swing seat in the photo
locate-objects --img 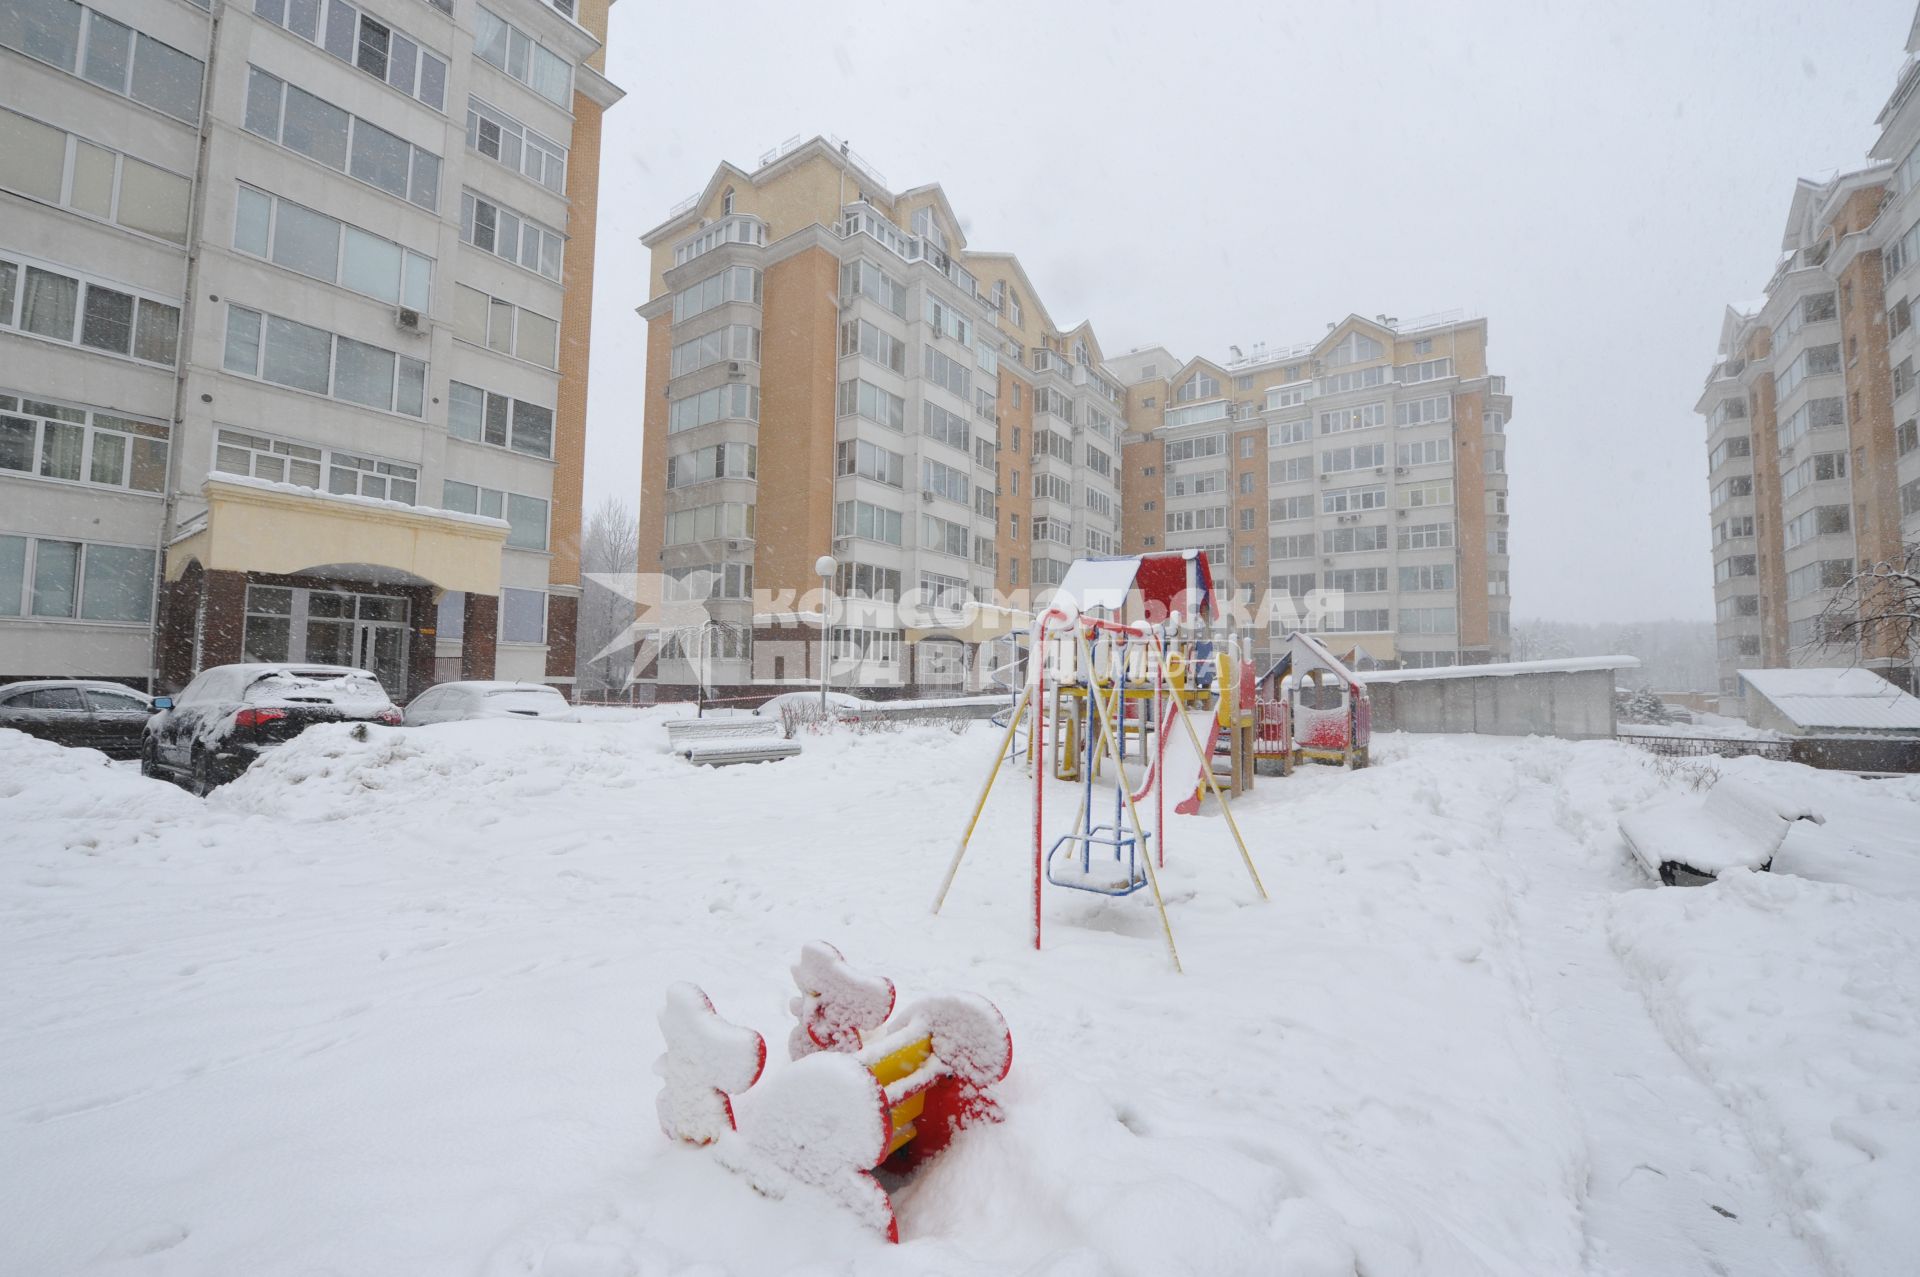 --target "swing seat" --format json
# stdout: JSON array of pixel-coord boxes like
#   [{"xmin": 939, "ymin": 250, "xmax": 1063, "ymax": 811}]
[{"xmin": 1045, "ymin": 825, "xmax": 1150, "ymax": 897}]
